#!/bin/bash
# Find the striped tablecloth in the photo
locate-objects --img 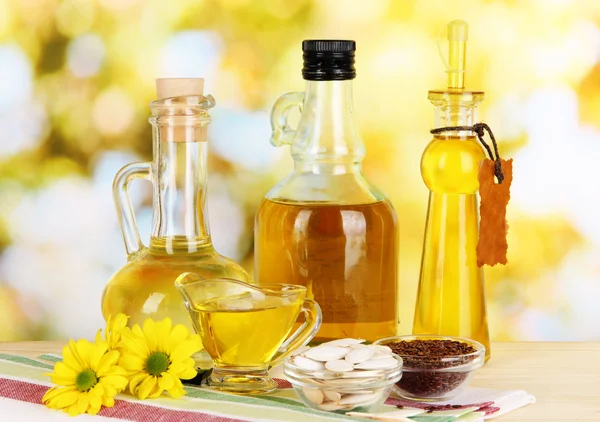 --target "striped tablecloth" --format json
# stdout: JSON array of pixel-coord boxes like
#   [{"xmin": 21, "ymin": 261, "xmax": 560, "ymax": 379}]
[
  {"xmin": 0, "ymin": 352, "xmax": 394, "ymax": 421},
  {"xmin": 0, "ymin": 353, "xmax": 533, "ymax": 421}
]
